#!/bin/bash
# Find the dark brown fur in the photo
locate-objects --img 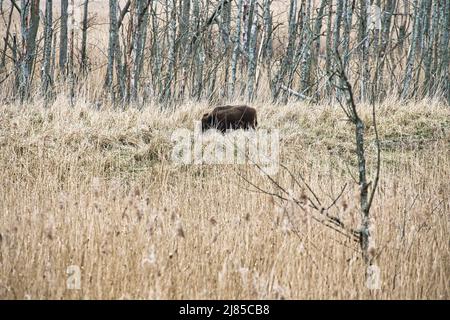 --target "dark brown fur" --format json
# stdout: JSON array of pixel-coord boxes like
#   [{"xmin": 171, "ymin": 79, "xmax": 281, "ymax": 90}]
[{"xmin": 201, "ymin": 105, "xmax": 258, "ymax": 133}]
